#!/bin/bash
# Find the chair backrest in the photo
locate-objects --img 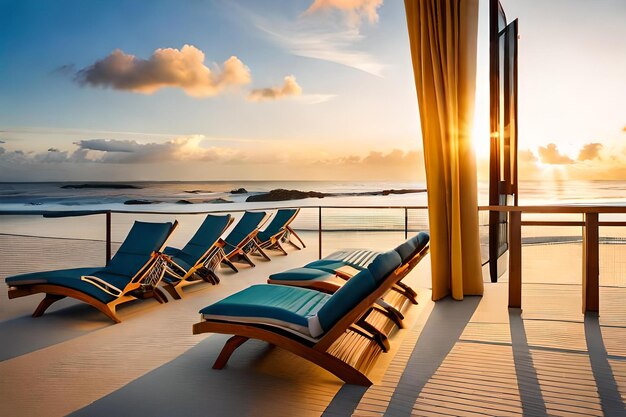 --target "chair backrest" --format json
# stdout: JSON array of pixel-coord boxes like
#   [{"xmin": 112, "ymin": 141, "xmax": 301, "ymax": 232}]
[
  {"xmin": 179, "ymin": 214, "xmax": 232, "ymax": 264},
  {"xmin": 394, "ymin": 232, "xmax": 430, "ymax": 264},
  {"xmin": 311, "ymin": 250, "xmax": 401, "ymax": 336},
  {"xmin": 105, "ymin": 221, "xmax": 174, "ymax": 277},
  {"xmin": 224, "ymin": 211, "xmax": 267, "ymax": 249},
  {"xmin": 256, "ymin": 208, "xmax": 298, "ymax": 243}
]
